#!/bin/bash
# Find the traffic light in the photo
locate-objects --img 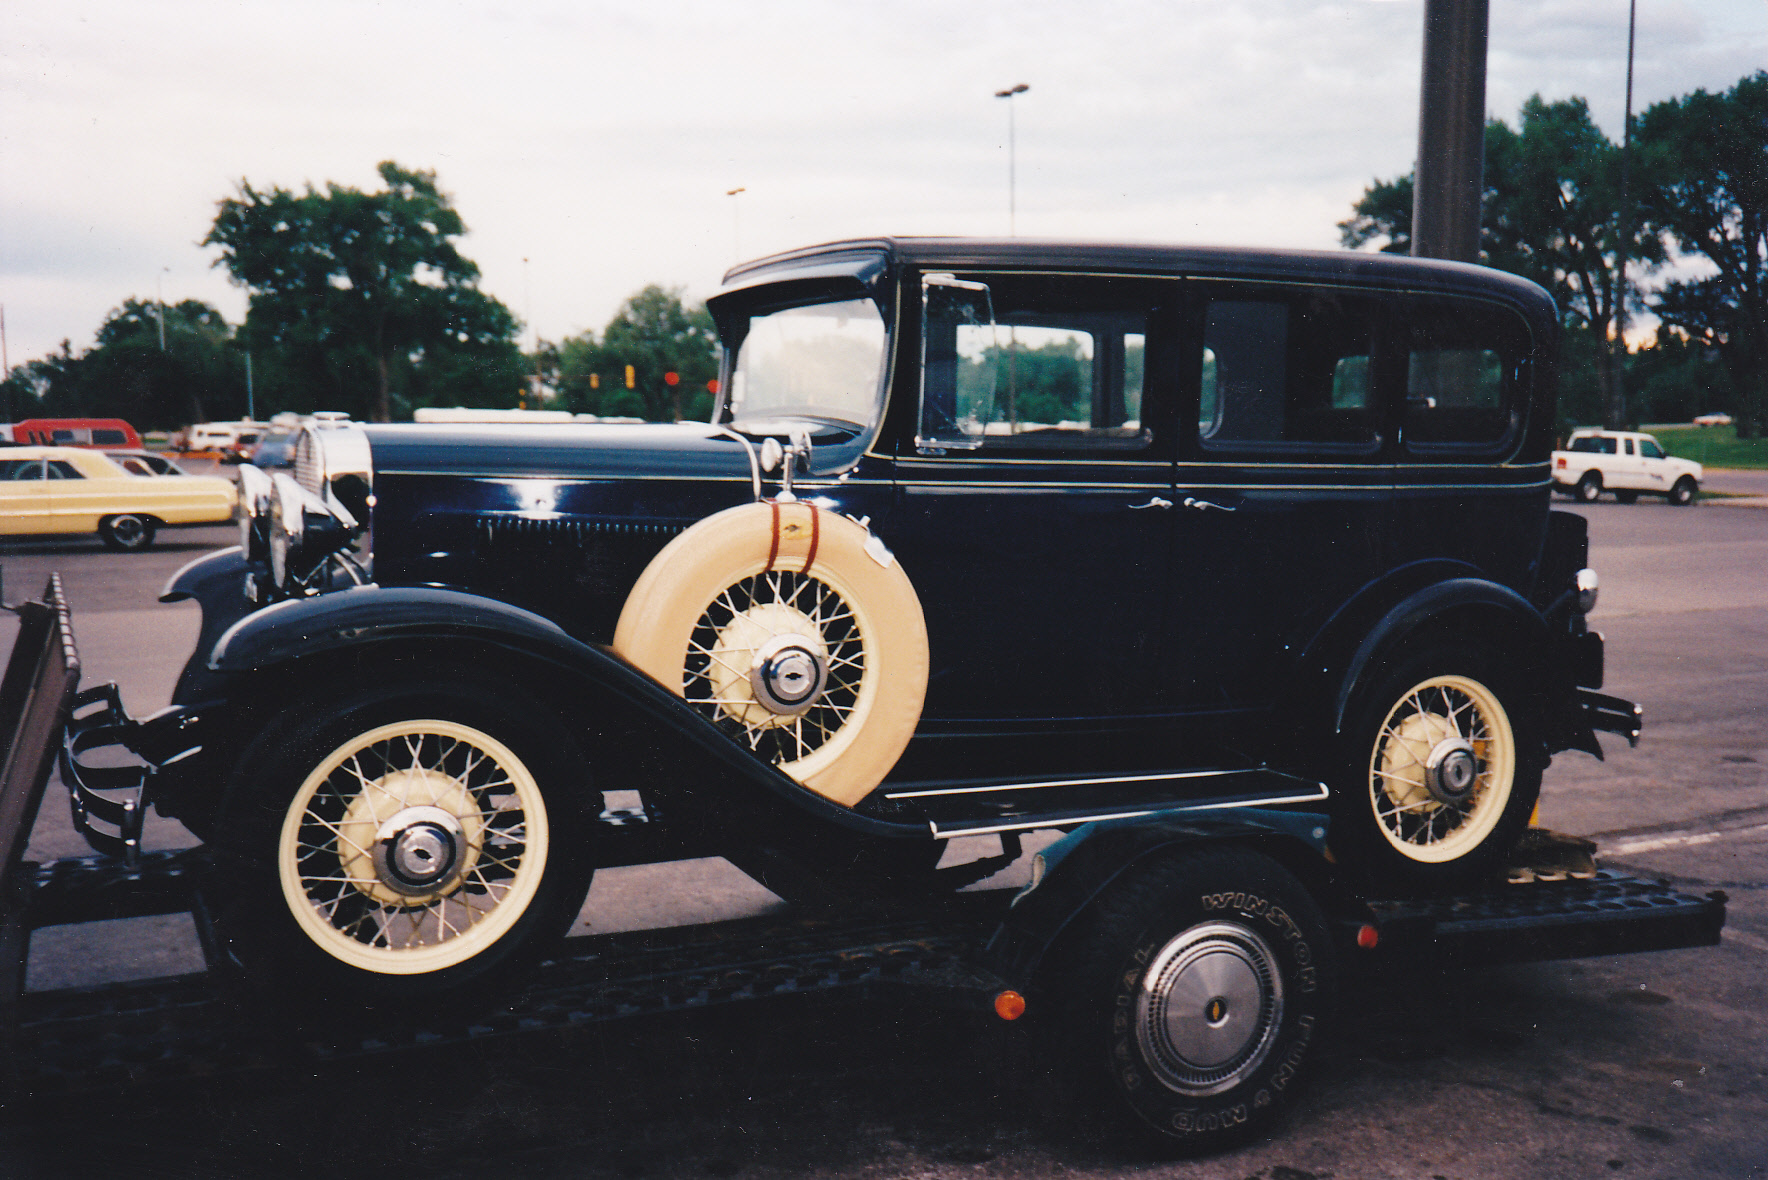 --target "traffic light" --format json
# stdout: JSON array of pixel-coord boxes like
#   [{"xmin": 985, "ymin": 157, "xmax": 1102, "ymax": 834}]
[
  {"xmin": 624, "ymin": 364, "xmax": 635, "ymax": 390},
  {"xmin": 589, "ymin": 373, "xmax": 600, "ymax": 390}
]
